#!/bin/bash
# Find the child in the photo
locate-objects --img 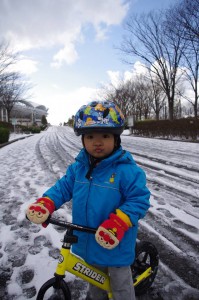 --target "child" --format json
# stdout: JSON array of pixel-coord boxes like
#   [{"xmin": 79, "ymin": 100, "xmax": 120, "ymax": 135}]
[{"xmin": 26, "ymin": 100, "xmax": 150, "ymax": 300}]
